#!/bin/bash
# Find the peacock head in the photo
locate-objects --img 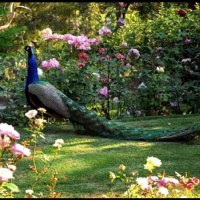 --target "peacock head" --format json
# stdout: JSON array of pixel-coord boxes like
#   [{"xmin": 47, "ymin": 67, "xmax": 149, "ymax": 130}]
[{"xmin": 25, "ymin": 46, "xmax": 34, "ymax": 55}]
